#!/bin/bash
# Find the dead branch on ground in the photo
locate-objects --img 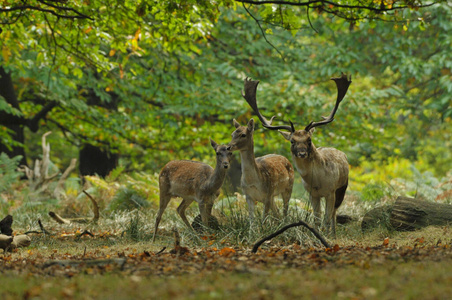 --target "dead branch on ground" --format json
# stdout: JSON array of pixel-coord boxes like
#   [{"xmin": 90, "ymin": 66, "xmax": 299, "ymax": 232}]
[
  {"xmin": 252, "ymin": 220, "xmax": 331, "ymax": 253},
  {"xmin": 48, "ymin": 190, "xmax": 100, "ymax": 224}
]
